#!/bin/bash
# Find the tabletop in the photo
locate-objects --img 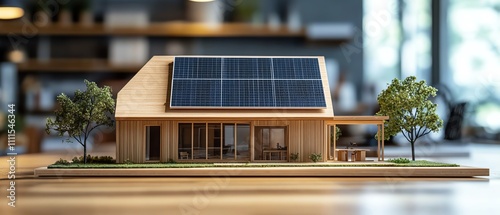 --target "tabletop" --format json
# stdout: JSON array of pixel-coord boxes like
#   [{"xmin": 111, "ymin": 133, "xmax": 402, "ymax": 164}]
[{"xmin": 0, "ymin": 143, "xmax": 499, "ymax": 215}]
